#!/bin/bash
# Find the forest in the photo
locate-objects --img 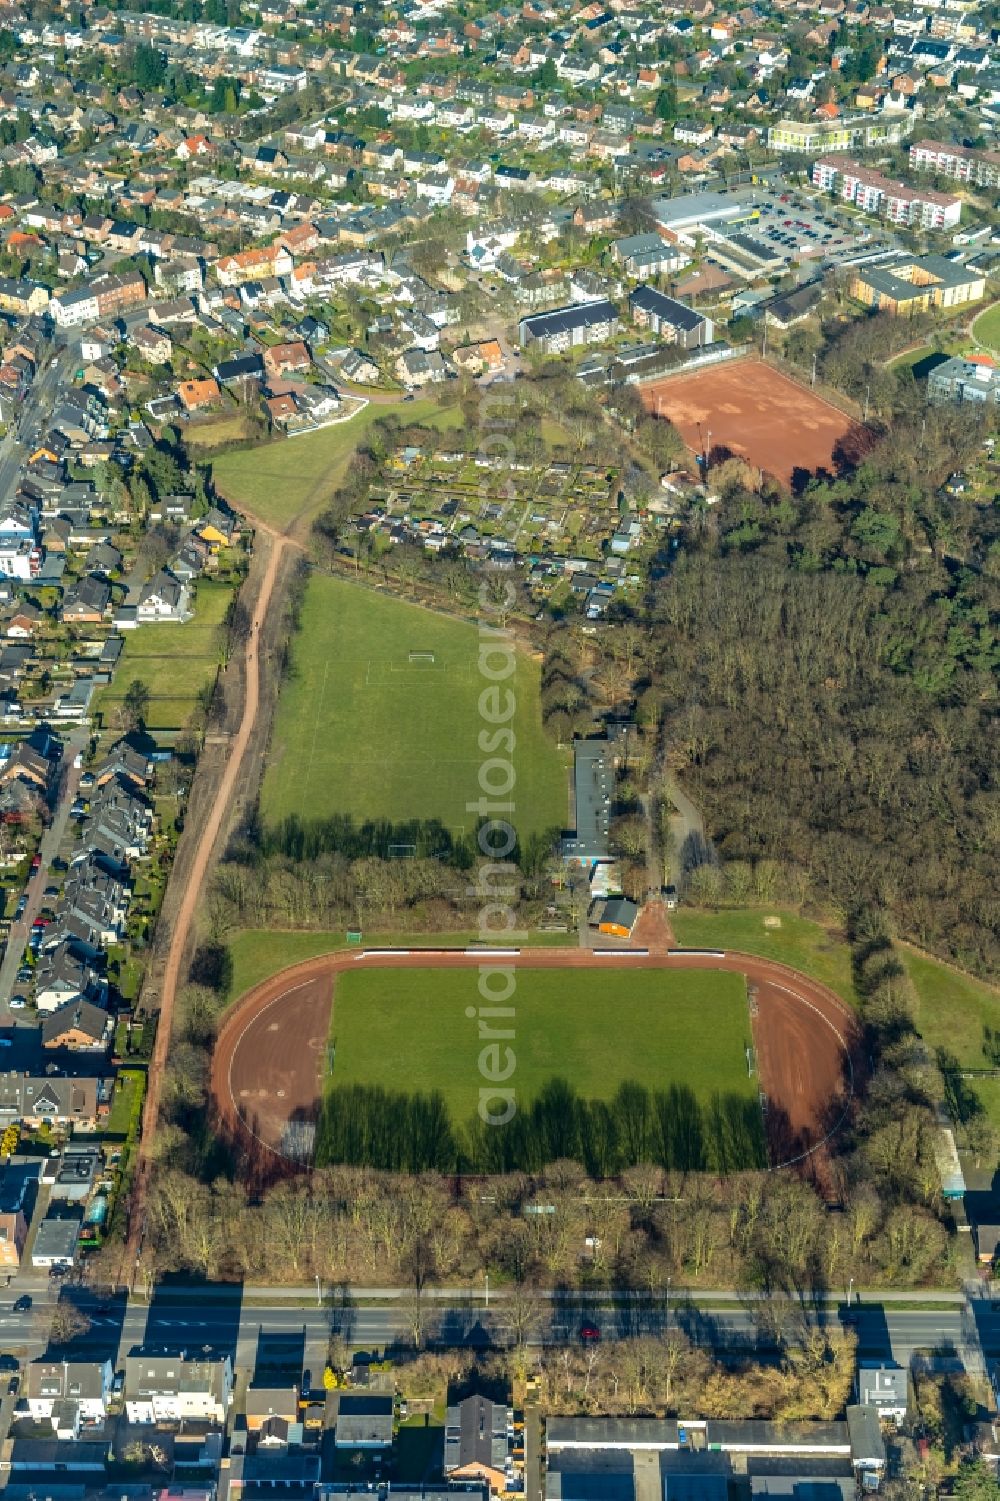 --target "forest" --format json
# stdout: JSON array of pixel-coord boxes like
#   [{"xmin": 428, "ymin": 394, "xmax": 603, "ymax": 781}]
[{"xmin": 644, "ymin": 404, "xmax": 999, "ymax": 978}]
